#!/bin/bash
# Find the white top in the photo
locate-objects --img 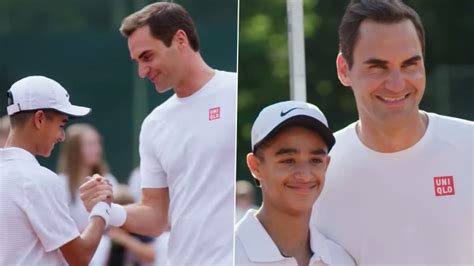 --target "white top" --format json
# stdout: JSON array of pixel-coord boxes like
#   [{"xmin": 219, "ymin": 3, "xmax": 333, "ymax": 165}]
[
  {"xmin": 313, "ymin": 112, "xmax": 474, "ymax": 265},
  {"xmin": 236, "ymin": 205, "xmax": 258, "ymax": 224},
  {"xmin": 127, "ymin": 166, "xmax": 142, "ymax": 202},
  {"xmin": 139, "ymin": 70, "xmax": 237, "ymax": 265},
  {"xmin": 154, "ymin": 231, "xmax": 170, "ymax": 266},
  {"xmin": 0, "ymin": 147, "xmax": 80, "ymax": 266},
  {"xmin": 235, "ymin": 209, "xmax": 355, "ymax": 266}
]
